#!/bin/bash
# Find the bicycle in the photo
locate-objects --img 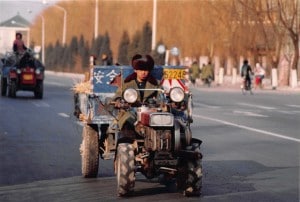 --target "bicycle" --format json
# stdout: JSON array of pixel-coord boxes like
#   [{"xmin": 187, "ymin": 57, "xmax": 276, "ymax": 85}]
[{"xmin": 241, "ymin": 77, "xmax": 253, "ymax": 95}]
